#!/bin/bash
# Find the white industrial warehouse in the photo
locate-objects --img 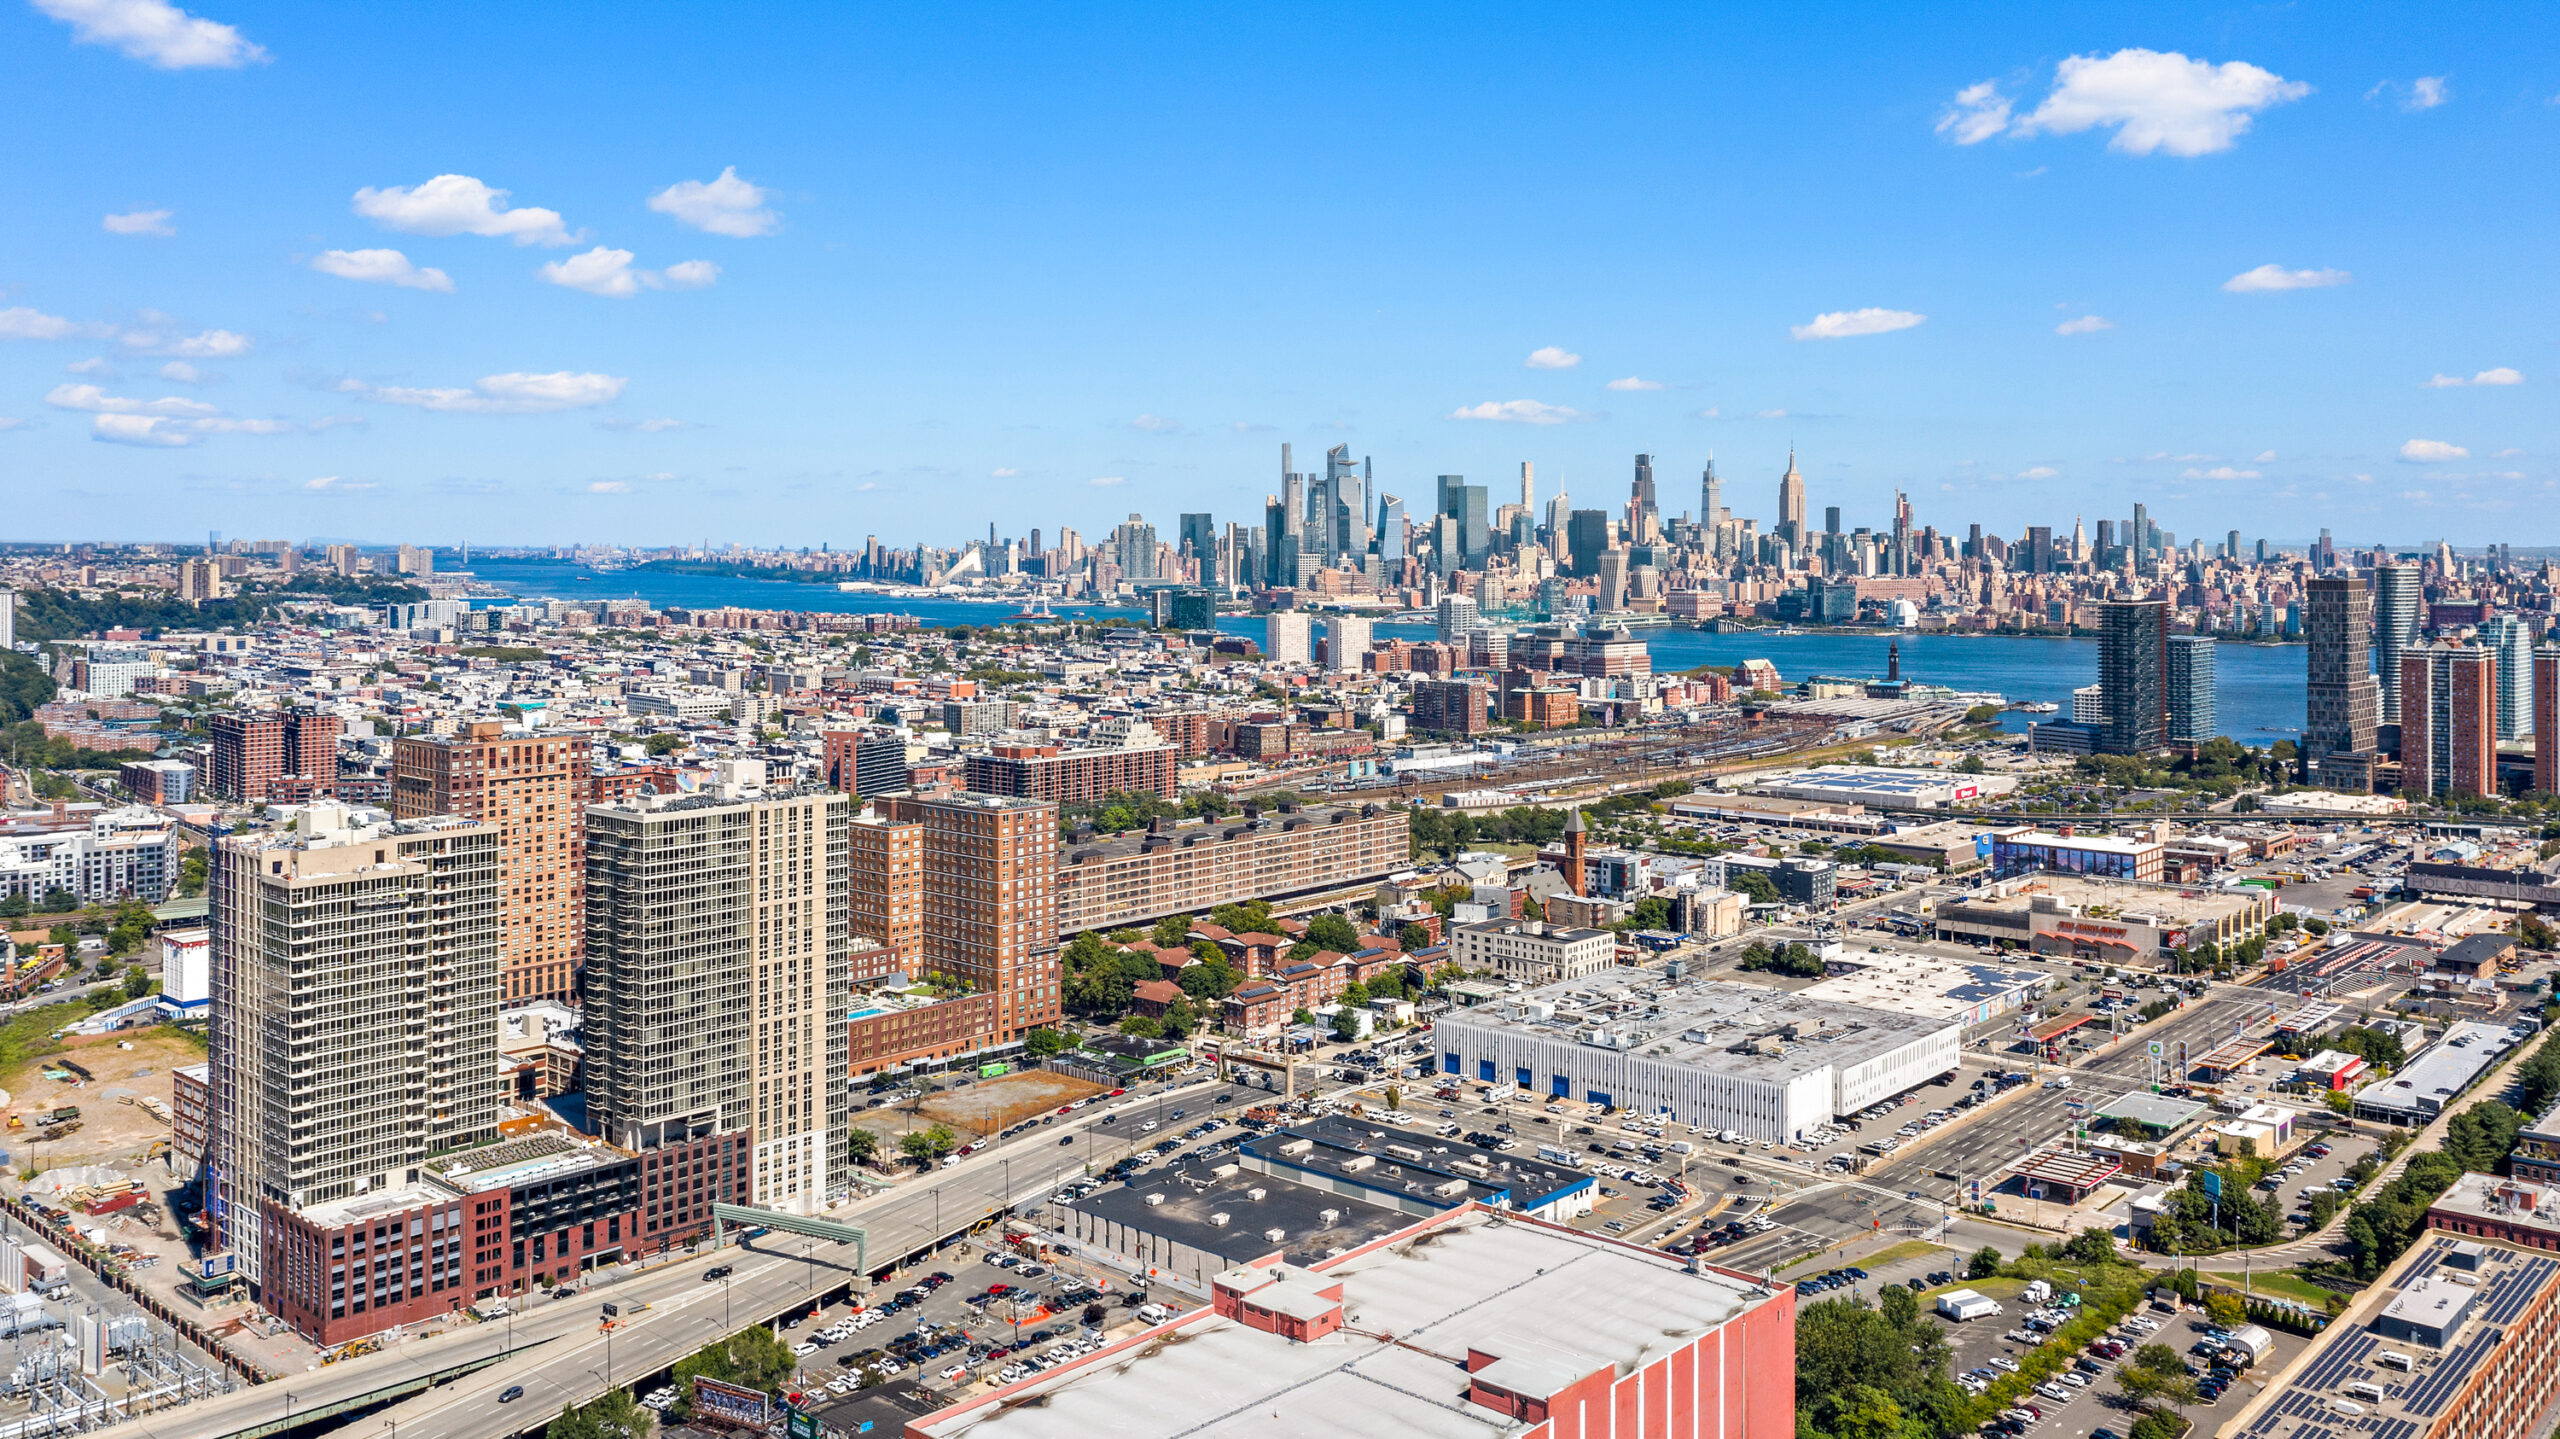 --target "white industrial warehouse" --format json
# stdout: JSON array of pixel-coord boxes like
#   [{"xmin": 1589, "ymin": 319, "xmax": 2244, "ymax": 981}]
[{"xmin": 1432, "ymin": 969, "xmax": 1962, "ymax": 1141}]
